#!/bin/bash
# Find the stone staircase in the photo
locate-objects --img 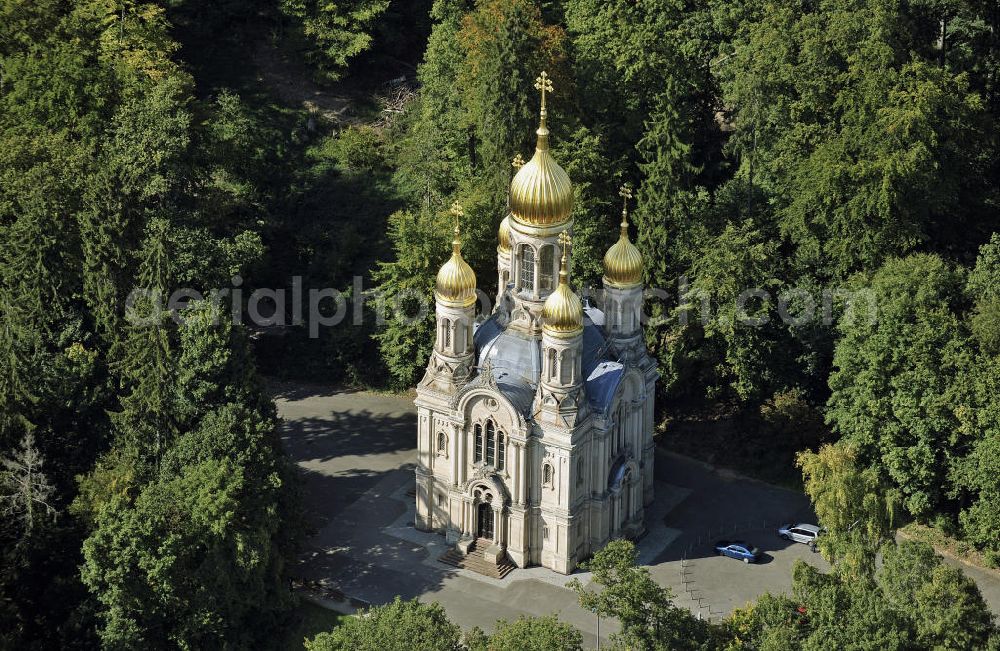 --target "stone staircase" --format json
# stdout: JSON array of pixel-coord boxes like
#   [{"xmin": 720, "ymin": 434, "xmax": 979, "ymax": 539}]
[{"xmin": 439, "ymin": 537, "xmax": 516, "ymax": 579}]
